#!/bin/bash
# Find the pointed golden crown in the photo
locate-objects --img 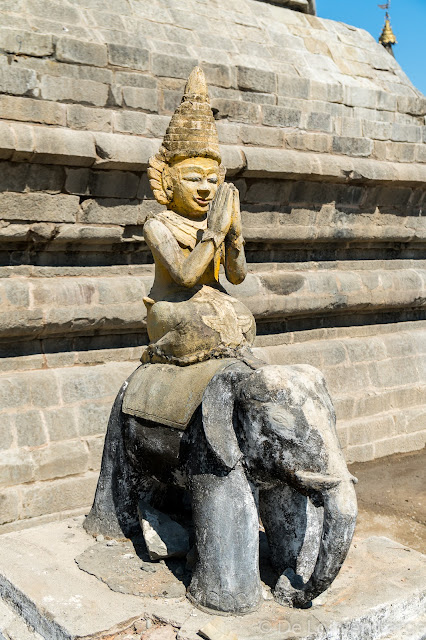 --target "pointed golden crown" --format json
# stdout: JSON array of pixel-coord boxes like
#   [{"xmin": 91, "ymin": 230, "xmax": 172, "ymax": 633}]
[{"xmin": 160, "ymin": 66, "xmax": 221, "ymax": 164}]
